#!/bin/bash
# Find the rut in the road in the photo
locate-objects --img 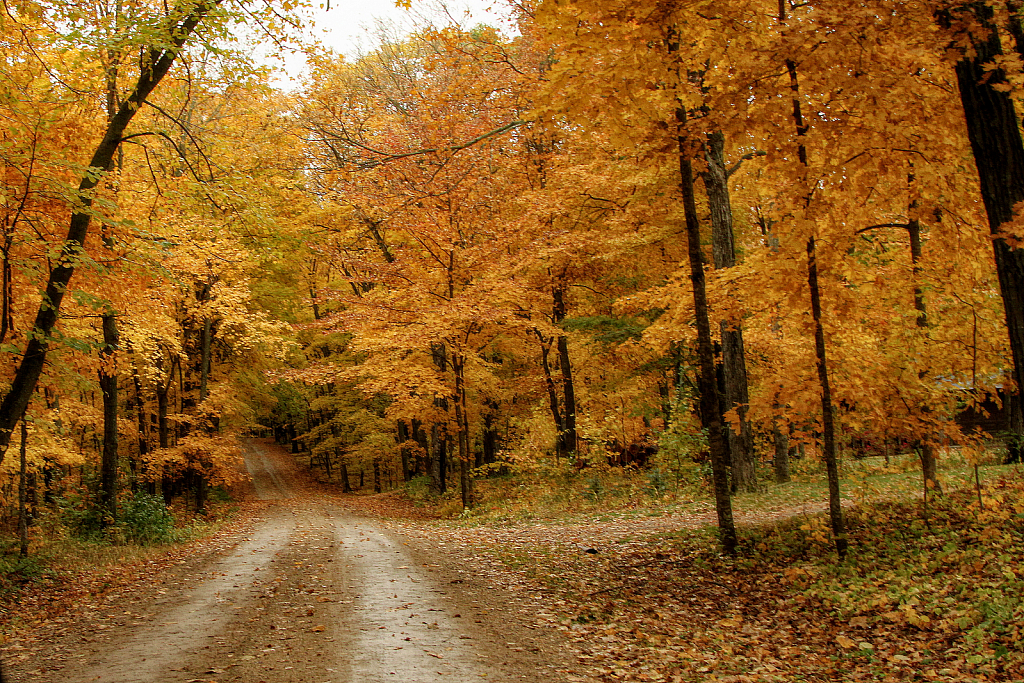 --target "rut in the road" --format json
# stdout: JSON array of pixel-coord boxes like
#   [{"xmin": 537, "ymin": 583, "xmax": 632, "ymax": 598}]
[
  {"xmin": 5, "ymin": 439, "xmax": 568, "ymax": 683},
  {"xmin": 333, "ymin": 517, "xmax": 487, "ymax": 680}
]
